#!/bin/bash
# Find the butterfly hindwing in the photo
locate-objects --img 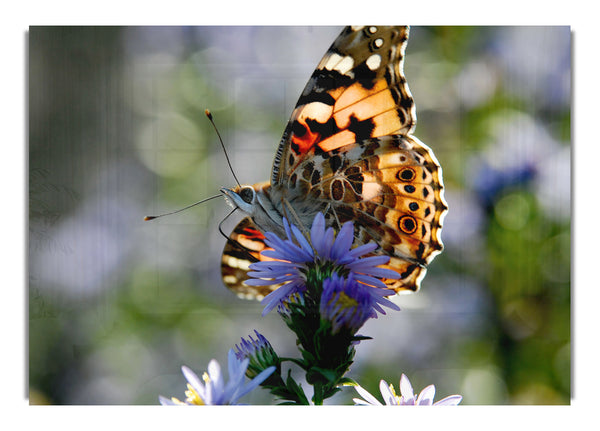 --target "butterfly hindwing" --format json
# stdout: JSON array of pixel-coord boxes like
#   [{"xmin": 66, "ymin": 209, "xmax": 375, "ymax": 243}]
[
  {"xmin": 271, "ymin": 26, "xmax": 415, "ymax": 185},
  {"xmin": 221, "ymin": 217, "xmax": 281, "ymax": 299},
  {"xmin": 286, "ymin": 134, "xmax": 447, "ymax": 292}
]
